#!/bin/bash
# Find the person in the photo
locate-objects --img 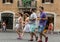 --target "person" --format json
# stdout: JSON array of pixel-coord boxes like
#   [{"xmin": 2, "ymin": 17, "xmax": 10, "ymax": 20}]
[
  {"xmin": 29, "ymin": 9, "xmax": 38, "ymax": 41},
  {"xmin": 15, "ymin": 12, "xmax": 23, "ymax": 39},
  {"xmin": 43, "ymin": 25, "xmax": 48, "ymax": 34},
  {"xmin": 23, "ymin": 13, "xmax": 30, "ymax": 36},
  {"xmin": 48, "ymin": 19, "xmax": 53, "ymax": 34},
  {"xmin": 37, "ymin": 12, "xmax": 41, "ymax": 30},
  {"xmin": 2, "ymin": 21, "xmax": 6, "ymax": 32},
  {"xmin": 38, "ymin": 6, "xmax": 48, "ymax": 42}
]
